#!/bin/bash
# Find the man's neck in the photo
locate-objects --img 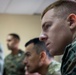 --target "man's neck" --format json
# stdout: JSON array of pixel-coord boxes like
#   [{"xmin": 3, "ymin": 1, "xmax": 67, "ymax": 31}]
[
  {"xmin": 39, "ymin": 58, "xmax": 53, "ymax": 75},
  {"xmin": 39, "ymin": 64, "xmax": 49, "ymax": 75},
  {"xmin": 11, "ymin": 48, "xmax": 19, "ymax": 55},
  {"xmin": 39, "ymin": 60, "xmax": 51, "ymax": 75}
]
